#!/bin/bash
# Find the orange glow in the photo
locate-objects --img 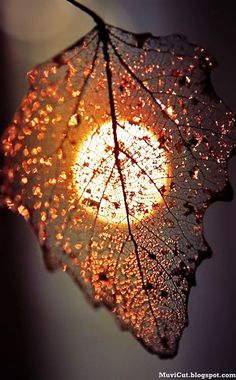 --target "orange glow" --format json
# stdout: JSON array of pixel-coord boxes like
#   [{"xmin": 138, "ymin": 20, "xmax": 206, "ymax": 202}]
[
  {"xmin": 1, "ymin": 12, "xmax": 235, "ymax": 358},
  {"xmin": 72, "ymin": 120, "xmax": 169, "ymax": 225}
]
